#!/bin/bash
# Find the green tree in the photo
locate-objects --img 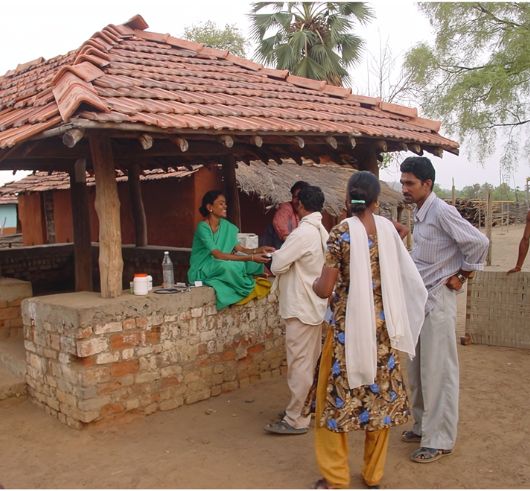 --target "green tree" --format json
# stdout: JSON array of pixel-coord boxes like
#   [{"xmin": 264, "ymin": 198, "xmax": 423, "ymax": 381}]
[
  {"xmin": 249, "ymin": 2, "xmax": 374, "ymax": 86},
  {"xmin": 183, "ymin": 21, "xmax": 247, "ymax": 57},
  {"xmin": 403, "ymin": 3, "xmax": 530, "ymax": 176}
]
